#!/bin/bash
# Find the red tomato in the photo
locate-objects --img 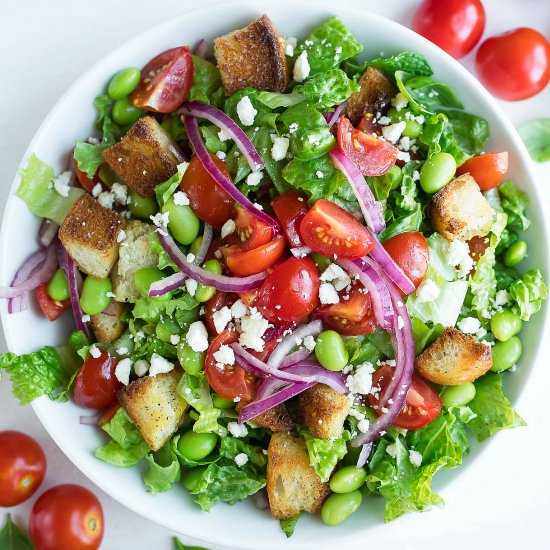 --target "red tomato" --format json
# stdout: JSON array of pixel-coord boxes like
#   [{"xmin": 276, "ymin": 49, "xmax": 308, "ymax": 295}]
[
  {"xmin": 204, "ymin": 291, "xmax": 238, "ymax": 335},
  {"xmin": 238, "ymin": 289, "xmax": 259, "ymax": 308},
  {"xmin": 73, "ymin": 155, "xmax": 100, "ymax": 193},
  {"xmin": 468, "ymin": 236, "xmax": 489, "ymax": 269},
  {"xmin": 30, "ymin": 484, "xmax": 104, "ymax": 550},
  {"xmin": 180, "ymin": 155, "xmax": 235, "ymax": 228},
  {"xmin": 337, "ymin": 117, "xmax": 398, "ymax": 177},
  {"xmin": 227, "ymin": 207, "xmax": 273, "ymax": 251},
  {"xmin": 300, "ymin": 199, "xmax": 376, "ymax": 260},
  {"xmin": 130, "ymin": 46, "xmax": 193, "ymax": 113},
  {"xmin": 222, "ymin": 235, "xmax": 287, "ymax": 276},
  {"xmin": 0, "ymin": 431, "xmax": 46, "ymax": 507},
  {"xmin": 36, "ymin": 284, "xmax": 70, "ymax": 321},
  {"xmin": 73, "ymin": 349, "xmax": 122, "ymax": 410},
  {"xmin": 476, "ymin": 28, "xmax": 550, "ymax": 100},
  {"xmin": 457, "ymin": 152, "xmax": 508, "ymax": 191},
  {"xmin": 369, "ymin": 365, "xmax": 442, "ymax": 430},
  {"xmin": 412, "ymin": 0, "xmax": 485, "ymax": 59},
  {"xmin": 271, "ymin": 191, "xmax": 309, "ymax": 248},
  {"xmin": 382, "ymin": 232, "xmax": 429, "ymax": 288},
  {"xmin": 205, "ymin": 331, "xmax": 254, "ymax": 401},
  {"xmin": 255, "ymin": 257, "xmax": 320, "ymax": 324},
  {"xmin": 98, "ymin": 403, "xmax": 121, "ymax": 426}
]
